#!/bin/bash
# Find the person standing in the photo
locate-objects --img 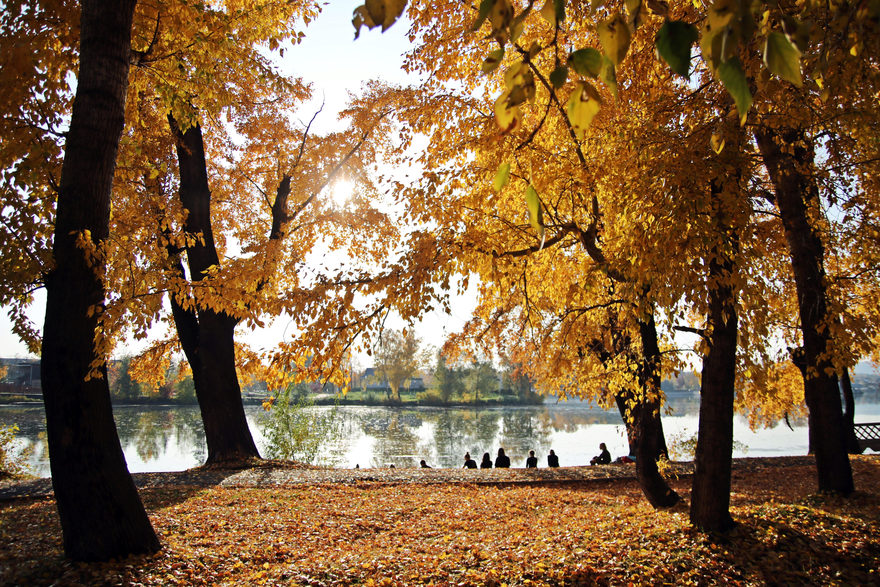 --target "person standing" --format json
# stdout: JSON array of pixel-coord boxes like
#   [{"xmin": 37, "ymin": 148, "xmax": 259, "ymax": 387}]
[
  {"xmin": 525, "ymin": 450, "xmax": 538, "ymax": 468},
  {"xmin": 547, "ymin": 449, "xmax": 559, "ymax": 467}
]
